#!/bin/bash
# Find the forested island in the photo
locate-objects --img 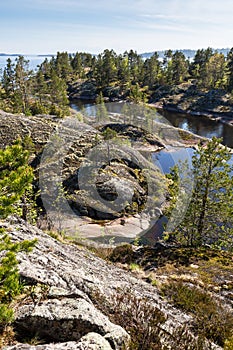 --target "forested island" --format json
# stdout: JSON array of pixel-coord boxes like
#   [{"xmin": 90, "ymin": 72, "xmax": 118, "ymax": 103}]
[
  {"xmin": 0, "ymin": 48, "xmax": 233, "ymax": 349},
  {"xmin": 1, "ymin": 48, "xmax": 233, "ymax": 123}
]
